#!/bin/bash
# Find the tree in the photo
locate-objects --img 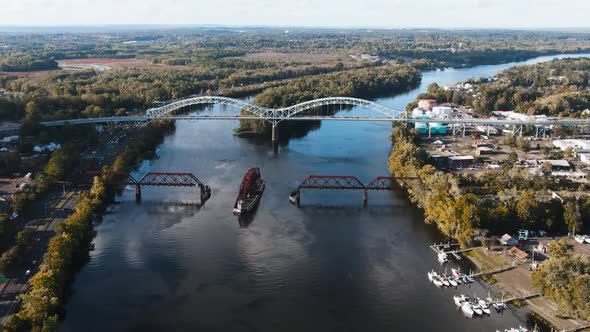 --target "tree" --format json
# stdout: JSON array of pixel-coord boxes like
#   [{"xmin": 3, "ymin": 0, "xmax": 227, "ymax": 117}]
[
  {"xmin": 24, "ymin": 101, "xmax": 41, "ymax": 121},
  {"xmin": 563, "ymin": 200, "xmax": 582, "ymax": 236},
  {"xmin": 508, "ymin": 151, "xmax": 518, "ymax": 162},
  {"xmin": 516, "ymin": 190, "xmax": 540, "ymax": 227},
  {"xmin": 547, "ymin": 240, "xmax": 569, "ymax": 259},
  {"xmin": 542, "ymin": 162, "xmax": 553, "ymax": 174}
]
